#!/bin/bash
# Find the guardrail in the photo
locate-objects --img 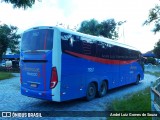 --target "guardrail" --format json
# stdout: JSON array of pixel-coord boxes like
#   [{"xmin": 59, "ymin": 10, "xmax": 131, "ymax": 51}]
[{"xmin": 151, "ymin": 77, "xmax": 160, "ymax": 120}]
